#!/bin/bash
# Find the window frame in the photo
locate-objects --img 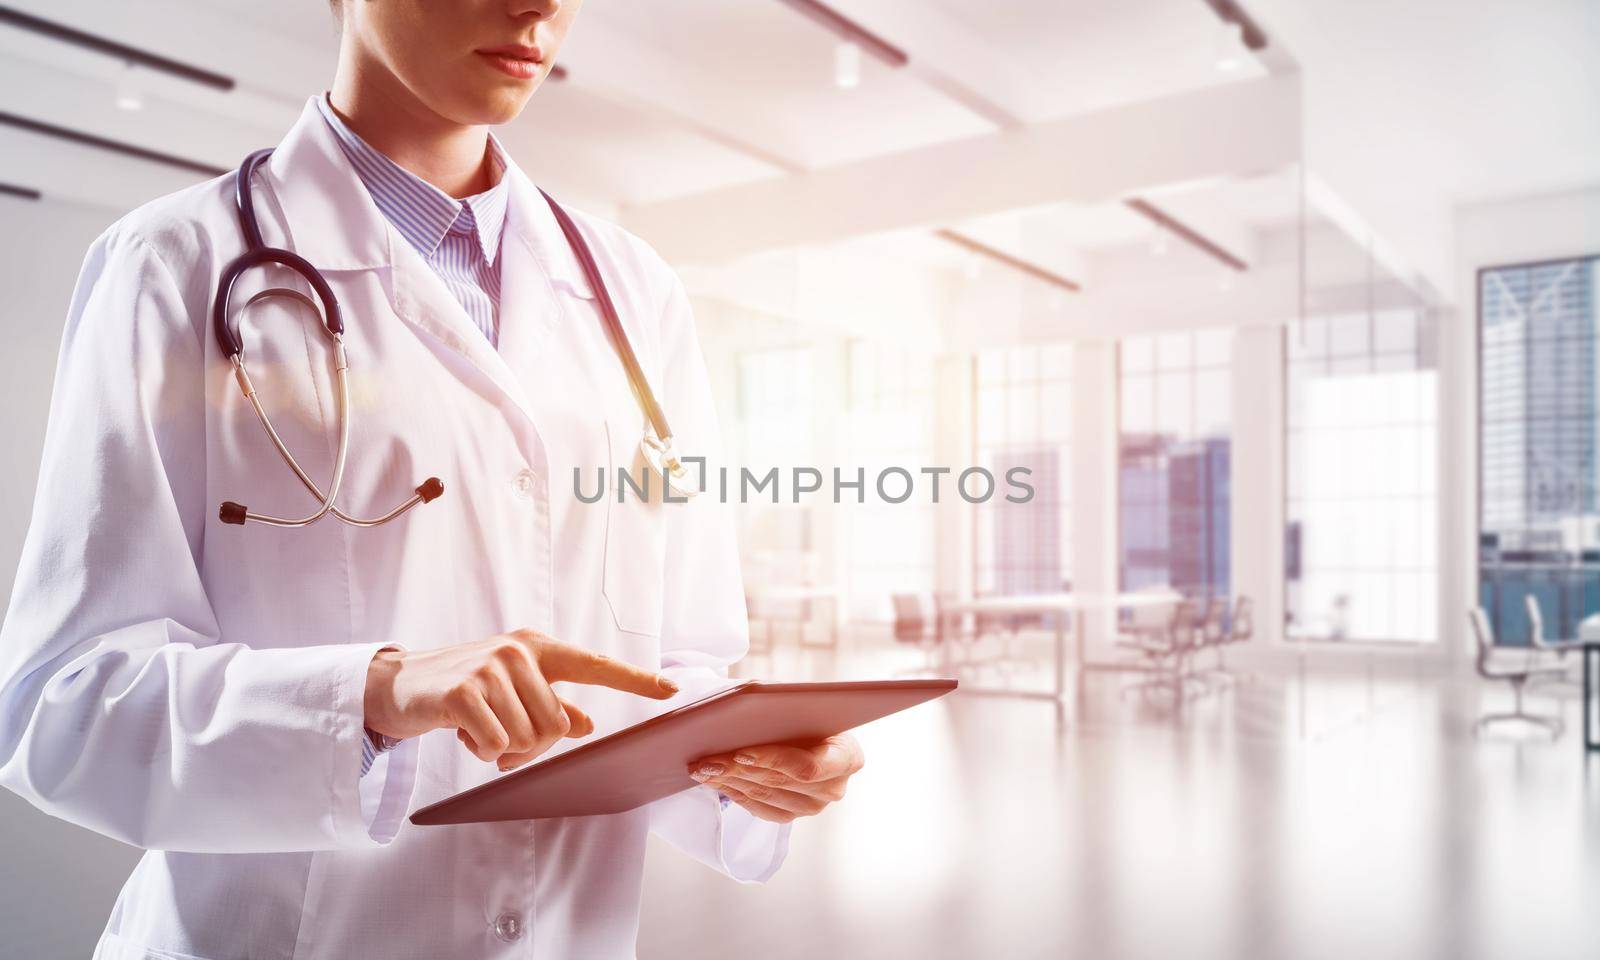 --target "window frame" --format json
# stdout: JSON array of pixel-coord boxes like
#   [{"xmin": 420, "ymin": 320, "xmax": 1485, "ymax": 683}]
[
  {"xmin": 1475, "ymin": 253, "xmax": 1600, "ymax": 647},
  {"xmin": 1280, "ymin": 307, "xmax": 1440, "ymax": 646},
  {"xmin": 1115, "ymin": 330, "xmax": 1234, "ymax": 600},
  {"xmin": 969, "ymin": 344, "xmax": 1074, "ymax": 598}
]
